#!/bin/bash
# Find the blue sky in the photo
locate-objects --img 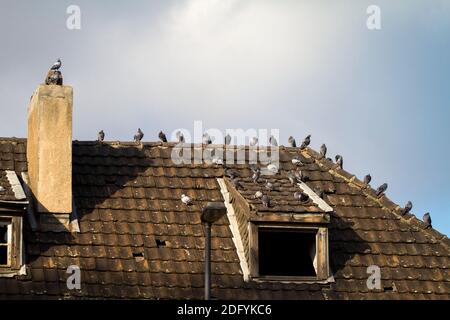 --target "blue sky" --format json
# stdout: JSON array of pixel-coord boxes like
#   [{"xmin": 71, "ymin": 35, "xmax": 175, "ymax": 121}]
[{"xmin": 0, "ymin": 0, "xmax": 449, "ymax": 235}]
